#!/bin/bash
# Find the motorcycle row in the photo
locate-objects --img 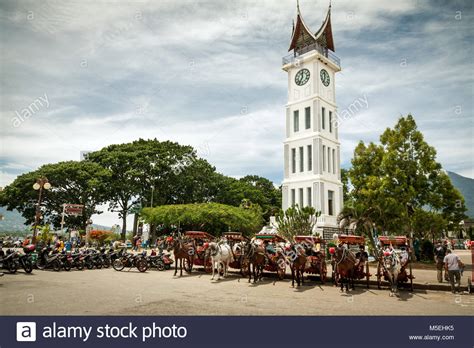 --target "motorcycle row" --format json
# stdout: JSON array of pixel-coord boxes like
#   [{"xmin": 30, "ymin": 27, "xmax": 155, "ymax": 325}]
[{"xmin": 0, "ymin": 245, "xmax": 173, "ymax": 274}]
